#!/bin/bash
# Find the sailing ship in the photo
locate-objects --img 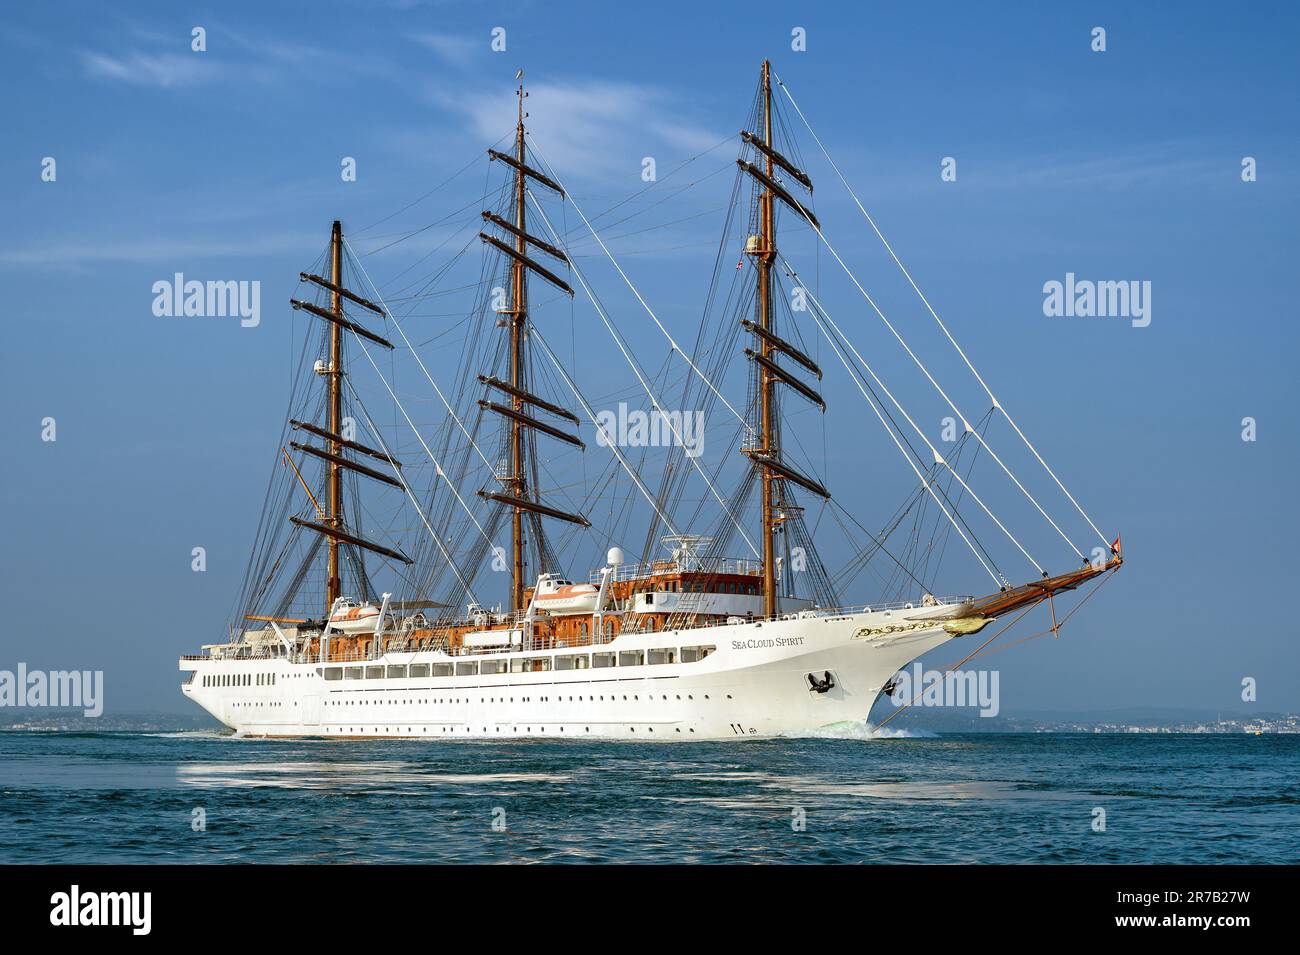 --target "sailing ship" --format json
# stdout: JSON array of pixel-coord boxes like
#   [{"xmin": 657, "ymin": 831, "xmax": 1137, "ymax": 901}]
[{"xmin": 179, "ymin": 61, "xmax": 1122, "ymax": 739}]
